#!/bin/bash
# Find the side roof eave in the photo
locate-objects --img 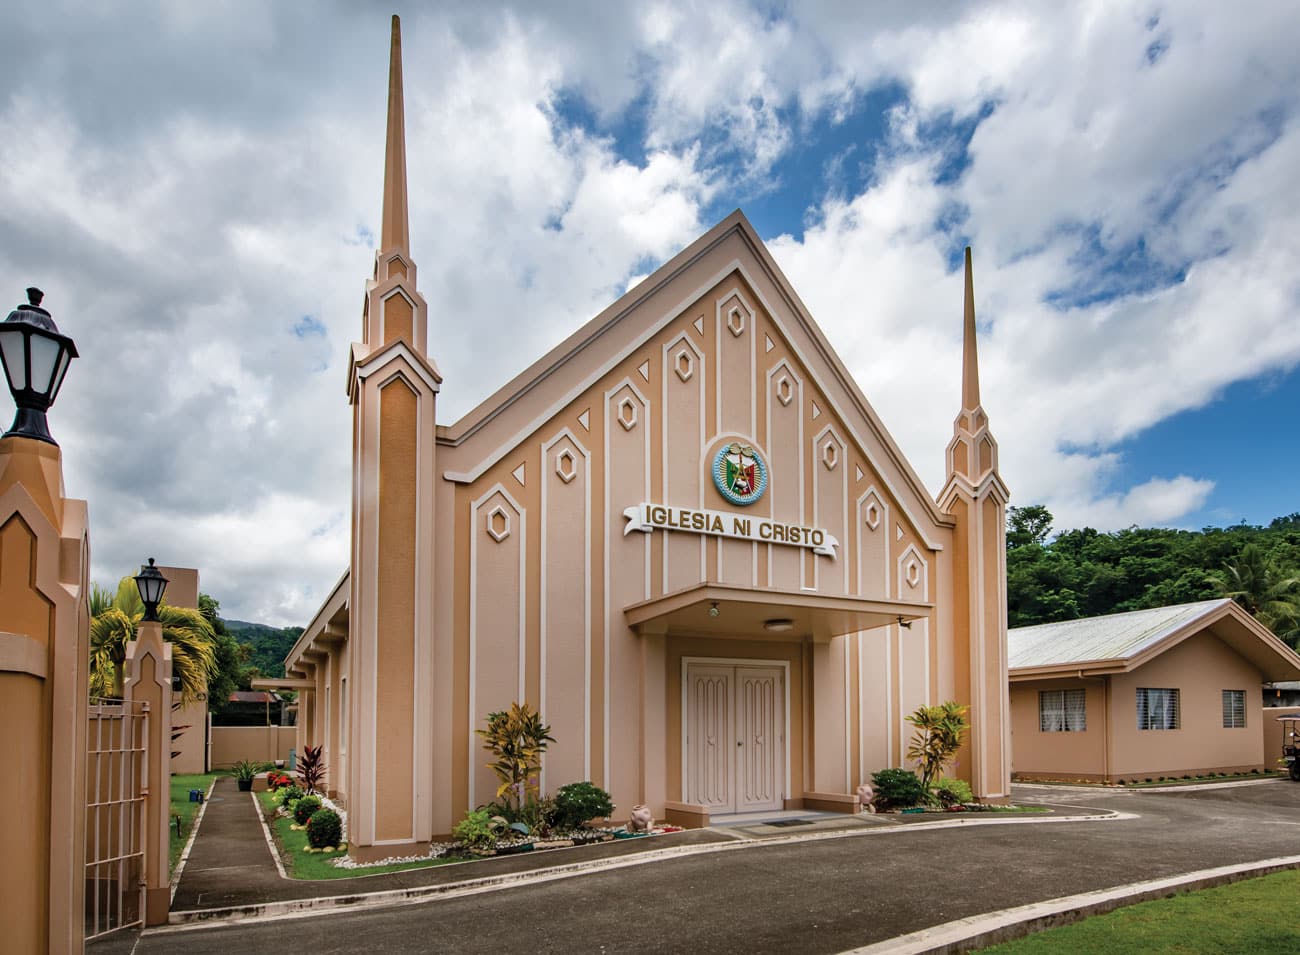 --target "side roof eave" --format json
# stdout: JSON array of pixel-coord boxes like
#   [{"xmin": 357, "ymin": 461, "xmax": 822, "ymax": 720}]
[
  {"xmin": 437, "ymin": 209, "xmax": 953, "ymax": 537},
  {"xmin": 284, "ymin": 568, "xmax": 350, "ymax": 674}
]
